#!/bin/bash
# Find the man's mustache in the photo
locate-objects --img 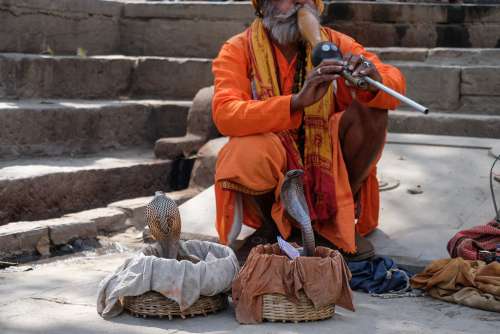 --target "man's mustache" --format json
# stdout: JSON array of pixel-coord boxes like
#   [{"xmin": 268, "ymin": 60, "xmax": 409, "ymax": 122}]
[{"xmin": 274, "ymin": 5, "xmax": 300, "ymax": 21}]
